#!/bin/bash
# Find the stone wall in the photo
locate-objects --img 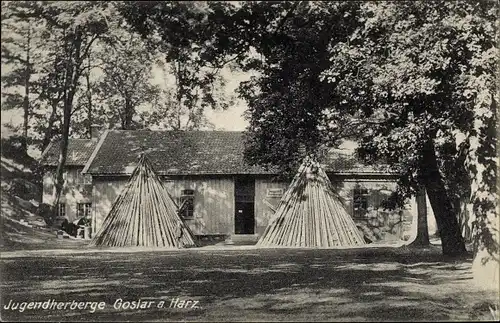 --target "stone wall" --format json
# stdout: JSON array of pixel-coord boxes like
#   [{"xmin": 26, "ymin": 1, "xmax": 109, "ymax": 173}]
[
  {"xmin": 42, "ymin": 167, "xmax": 92, "ymax": 221},
  {"xmin": 330, "ymin": 176, "xmax": 415, "ymax": 243}
]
